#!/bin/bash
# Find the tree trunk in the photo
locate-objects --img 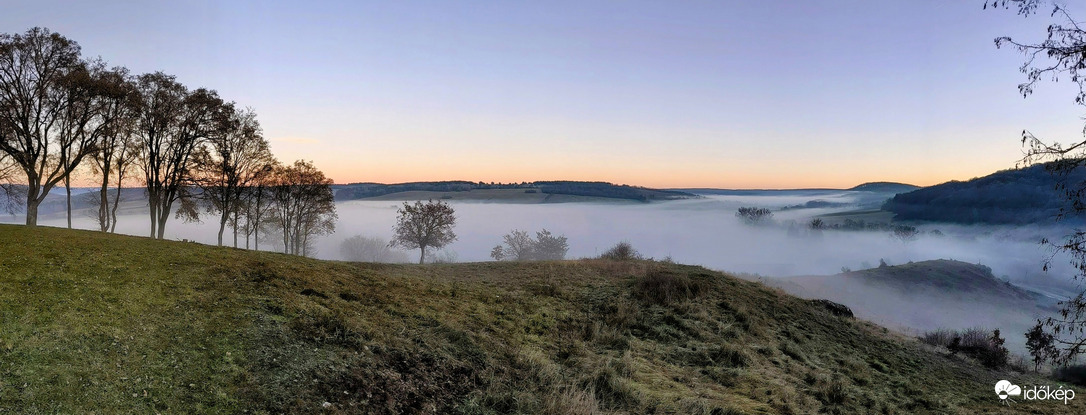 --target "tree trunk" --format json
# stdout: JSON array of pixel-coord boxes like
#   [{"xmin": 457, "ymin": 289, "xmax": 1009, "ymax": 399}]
[
  {"xmin": 98, "ymin": 172, "xmax": 110, "ymax": 232},
  {"xmin": 419, "ymin": 246, "xmax": 426, "ymax": 264},
  {"xmin": 233, "ymin": 210, "xmax": 239, "ymax": 248},
  {"xmin": 148, "ymin": 193, "xmax": 158, "ymax": 238},
  {"xmin": 64, "ymin": 176, "xmax": 72, "ymax": 229},
  {"xmin": 109, "ymin": 184, "xmax": 122, "ymax": 233},
  {"xmin": 217, "ymin": 210, "xmax": 228, "ymax": 246},
  {"xmin": 24, "ymin": 198, "xmax": 38, "ymax": 226}
]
